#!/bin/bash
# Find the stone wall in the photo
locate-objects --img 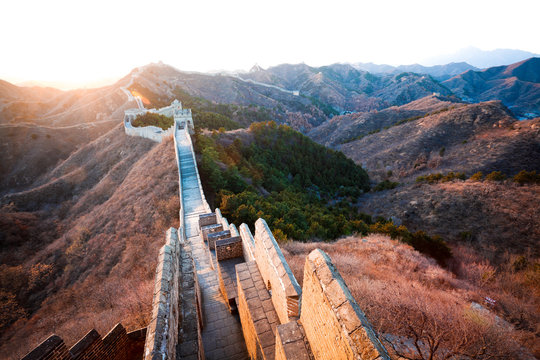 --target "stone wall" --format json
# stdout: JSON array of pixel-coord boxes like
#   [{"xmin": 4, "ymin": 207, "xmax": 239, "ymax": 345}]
[
  {"xmin": 177, "ymin": 242, "xmax": 203, "ymax": 360},
  {"xmin": 198, "ymin": 213, "xmax": 217, "ymax": 227},
  {"xmin": 236, "ymin": 261, "xmax": 279, "ymax": 360},
  {"xmin": 229, "ymin": 223, "xmax": 240, "ymax": 237},
  {"xmin": 201, "ymin": 224, "xmax": 224, "ymax": 243},
  {"xmin": 253, "ymin": 219, "xmax": 302, "ymax": 324},
  {"xmin": 239, "ymin": 223, "xmax": 256, "ymax": 262},
  {"xmin": 143, "ymin": 228, "xmax": 181, "ymax": 360},
  {"xmin": 300, "ymin": 249, "xmax": 390, "ymax": 360},
  {"xmin": 215, "ymin": 208, "xmax": 230, "ymax": 231},
  {"xmin": 22, "ymin": 335, "xmax": 71, "ymax": 360},
  {"xmin": 123, "ymin": 99, "xmax": 194, "ymax": 143},
  {"xmin": 21, "ymin": 325, "xmax": 146, "ymax": 360},
  {"xmin": 124, "ymin": 118, "xmax": 174, "ymax": 143}
]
